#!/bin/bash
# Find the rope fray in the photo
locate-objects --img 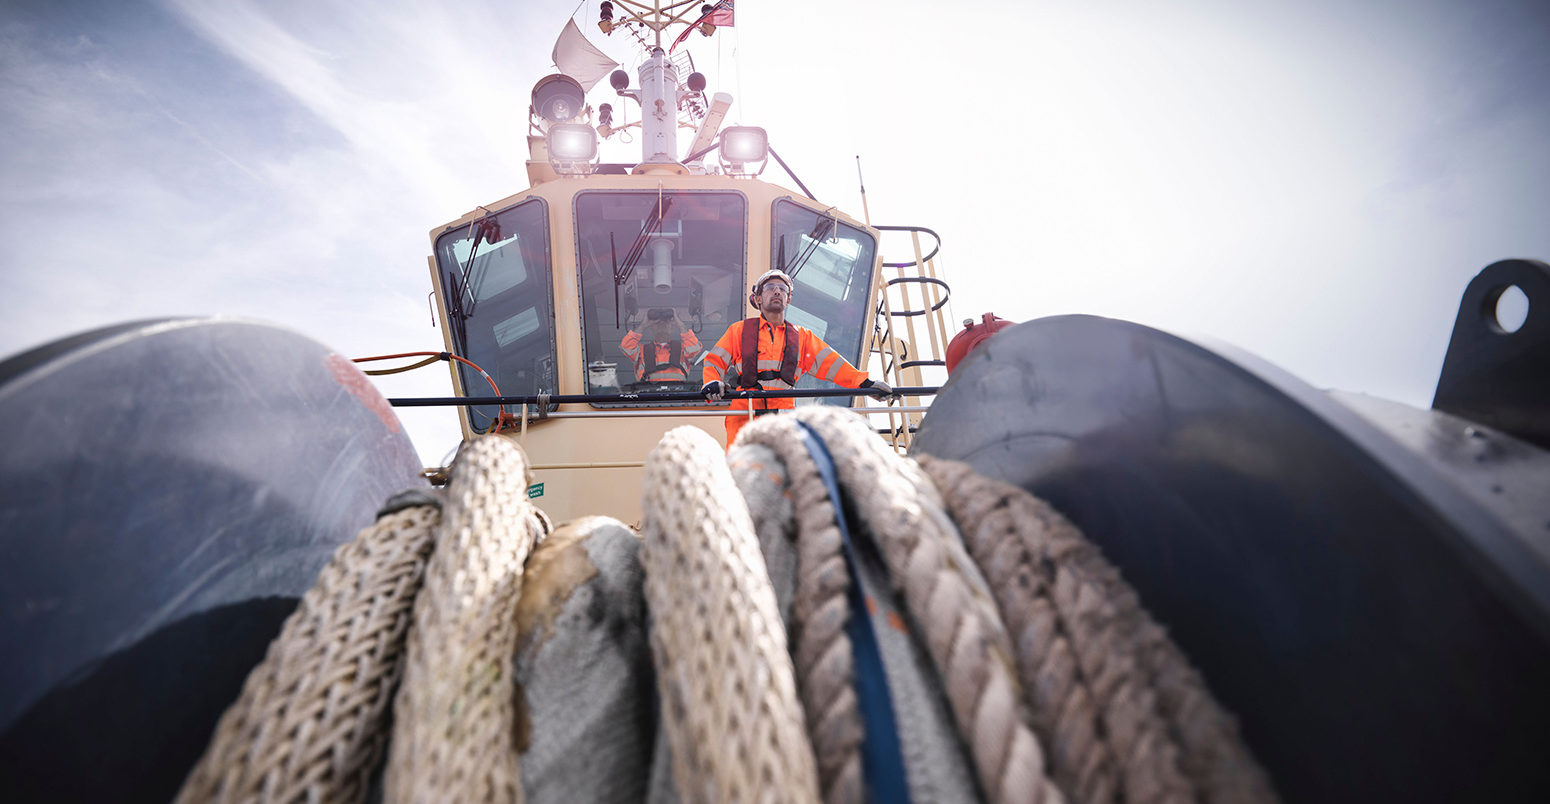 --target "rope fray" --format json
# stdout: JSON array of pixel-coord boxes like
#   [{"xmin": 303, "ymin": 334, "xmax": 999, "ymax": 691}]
[
  {"xmin": 176, "ymin": 504, "xmax": 441, "ymax": 804},
  {"xmin": 641, "ymin": 426, "xmax": 821, "ymax": 804},
  {"xmin": 918, "ymin": 455, "xmax": 1278, "ymax": 804}
]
